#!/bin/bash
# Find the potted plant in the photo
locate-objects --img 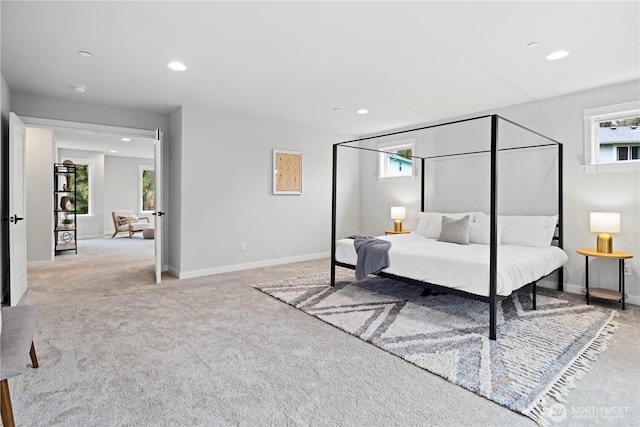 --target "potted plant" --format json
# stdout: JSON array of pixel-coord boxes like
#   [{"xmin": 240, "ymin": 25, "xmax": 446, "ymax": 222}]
[{"xmin": 61, "ymin": 218, "xmax": 74, "ymax": 229}]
